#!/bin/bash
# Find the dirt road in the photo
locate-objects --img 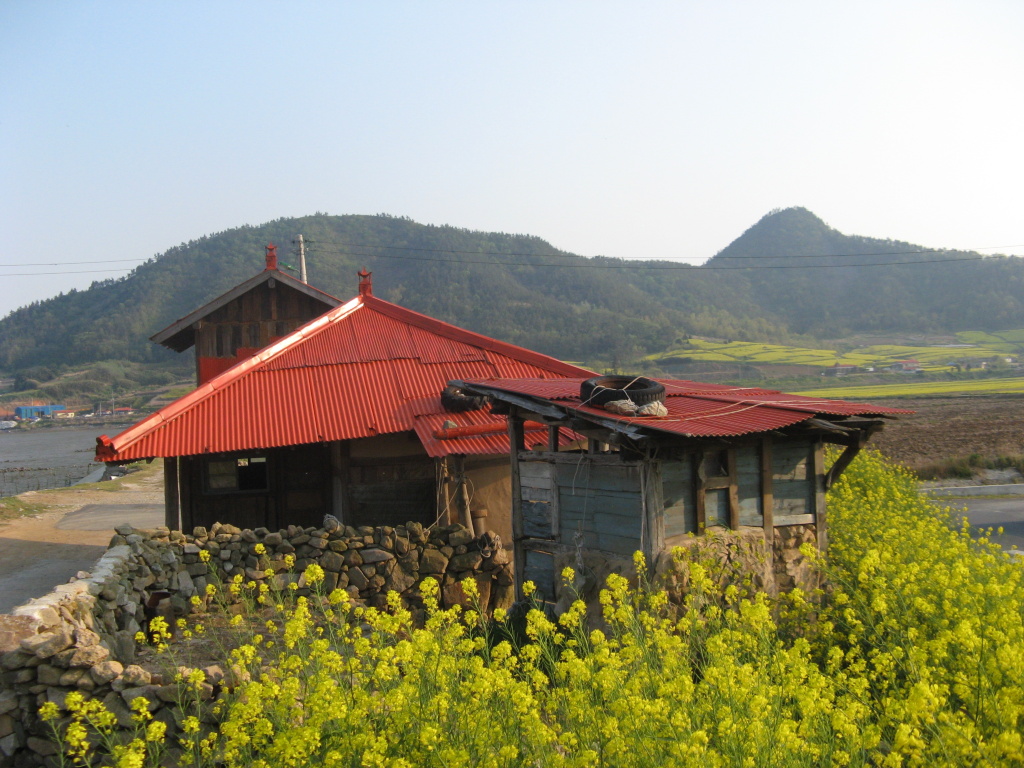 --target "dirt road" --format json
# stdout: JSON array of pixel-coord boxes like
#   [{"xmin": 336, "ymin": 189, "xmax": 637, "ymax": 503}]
[{"xmin": 0, "ymin": 466, "xmax": 164, "ymax": 613}]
